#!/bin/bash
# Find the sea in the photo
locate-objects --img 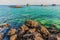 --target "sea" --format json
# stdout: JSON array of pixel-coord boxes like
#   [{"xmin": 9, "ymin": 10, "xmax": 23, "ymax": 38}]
[{"xmin": 0, "ymin": 5, "xmax": 60, "ymax": 40}]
